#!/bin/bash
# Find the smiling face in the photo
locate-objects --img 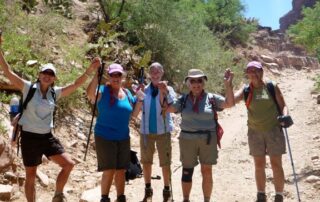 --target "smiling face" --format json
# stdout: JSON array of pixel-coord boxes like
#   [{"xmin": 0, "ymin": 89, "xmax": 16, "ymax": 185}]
[
  {"xmin": 187, "ymin": 77, "xmax": 205, "ymax": 96},
  {"xmin": 109, "ymin": 72, "xmax": 123, "ymax": 89},
  {"xmin": 246, "ymin": 66, "xmax": 263, "ymax": 84},
  {"xmin": 38, "ymin": 70, "xmax": 56, "ymax": 86},
  {"xmin": 149, "ymin": 66, "xmax": 164, "ymax": 86}
]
